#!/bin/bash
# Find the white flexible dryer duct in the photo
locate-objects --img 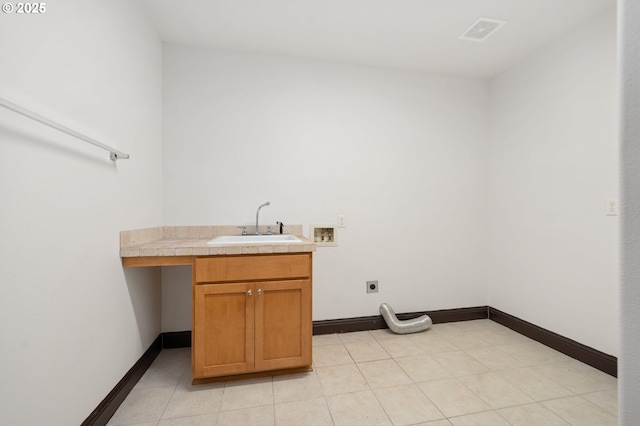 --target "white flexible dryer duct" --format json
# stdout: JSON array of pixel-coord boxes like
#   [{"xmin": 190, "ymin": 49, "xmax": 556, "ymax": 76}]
[{"xmin": 379, "ymin": 303, "xmax": 432, "ymax": 334}]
